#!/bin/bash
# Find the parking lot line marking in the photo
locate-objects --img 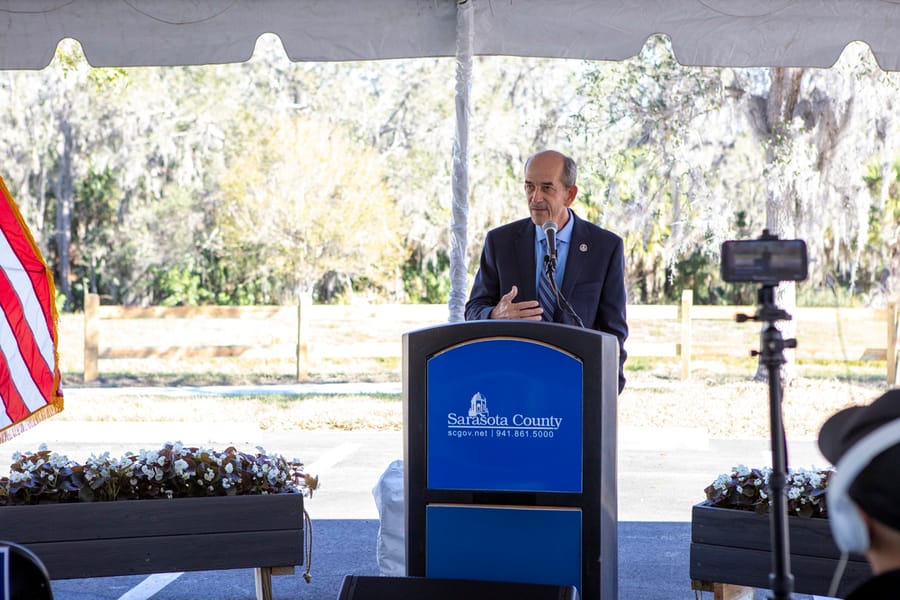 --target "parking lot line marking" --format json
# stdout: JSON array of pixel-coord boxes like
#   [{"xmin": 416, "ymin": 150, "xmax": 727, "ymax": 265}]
[{"xmin": 117, "ymin": 573, "xmax": 183, "ymax": 599}]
